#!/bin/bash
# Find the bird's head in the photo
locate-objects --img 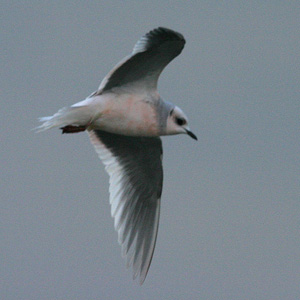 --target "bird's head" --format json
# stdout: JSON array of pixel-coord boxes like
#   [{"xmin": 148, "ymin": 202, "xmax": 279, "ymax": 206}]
[{"xmin": 166, "ymin": 106, "xmax": 197, "ymax": 140}]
